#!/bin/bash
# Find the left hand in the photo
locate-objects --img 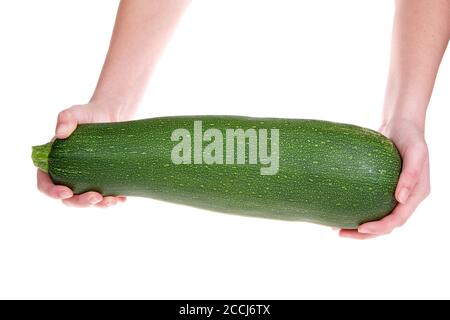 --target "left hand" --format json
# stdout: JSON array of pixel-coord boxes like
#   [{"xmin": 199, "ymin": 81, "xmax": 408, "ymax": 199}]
[{"xmin": 339, "ymin": 119, "xmax": 430, "ymax": 239}]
